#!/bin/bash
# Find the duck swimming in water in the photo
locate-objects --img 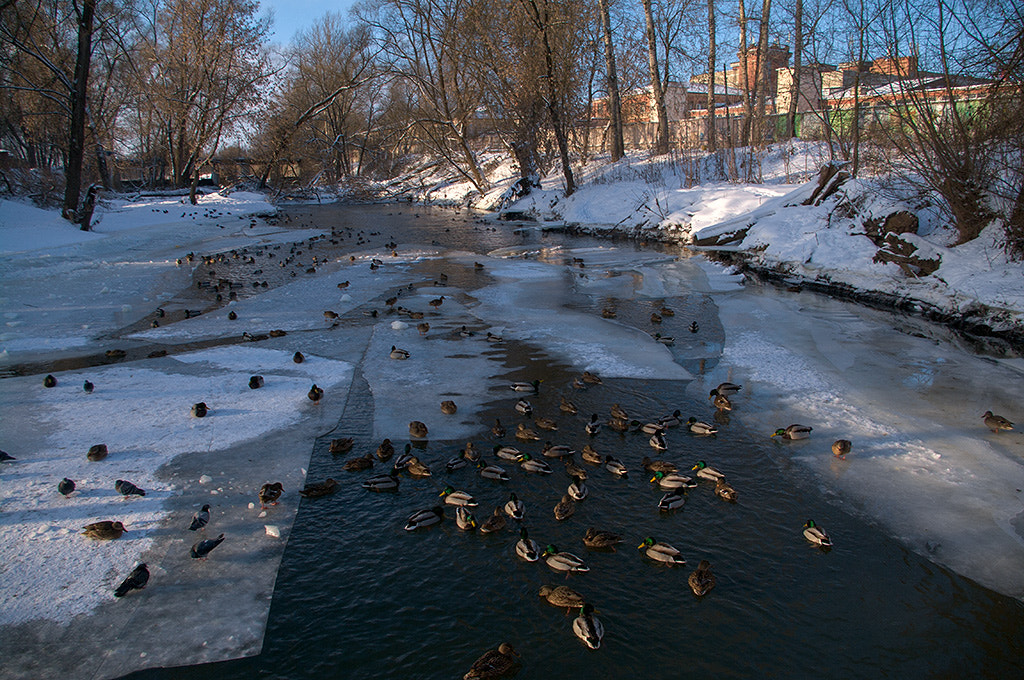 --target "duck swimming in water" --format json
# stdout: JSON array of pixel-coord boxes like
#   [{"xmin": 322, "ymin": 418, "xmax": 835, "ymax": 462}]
[
  {"xmin": 803, "ymin": 519, "xmax": 833, "ymax": 548},
  {"xmin": 772, "ymin": 424, "xmax": 813, "ymax": 440},
  {"xmin": 688, "ymin": 560, "xmax": 716, "ymax": 596},
  {"xmin": 573, "ymin": 603, "xmax": 604, "ymax": 650},
  {"xmin": 404, "ymin": 505, "xmax": 444, "ymax": 531},
  {"xmin": 638, "ymin": 536, "xmax": 686, "ymax": 566},
  {"xmin": 516, "ymin": 528, "xmax": 540, "ymax": 561},
  {"xmin": 583, "ymin": 527, "xmax": 622, "ymax": 550},
  {"xmin": 463, "ymin": 642, "xmax": 520, "ymax": 680}
]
